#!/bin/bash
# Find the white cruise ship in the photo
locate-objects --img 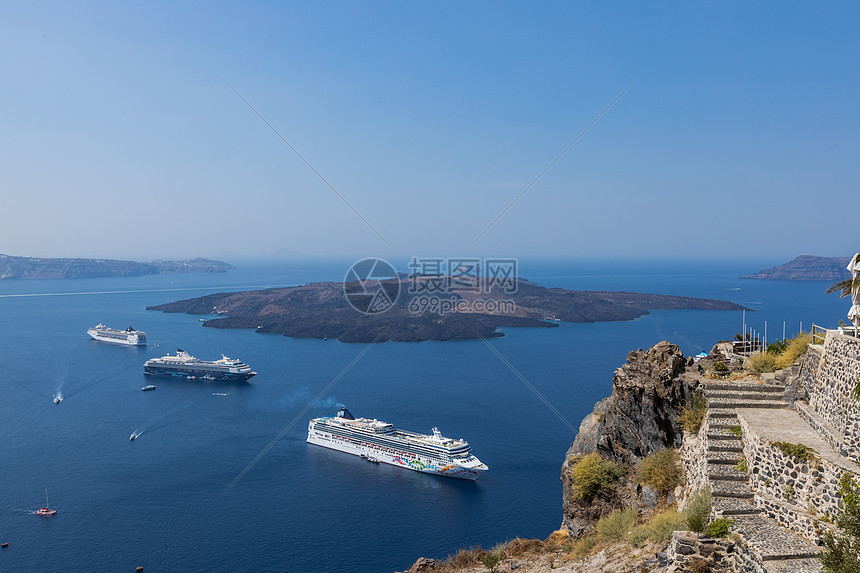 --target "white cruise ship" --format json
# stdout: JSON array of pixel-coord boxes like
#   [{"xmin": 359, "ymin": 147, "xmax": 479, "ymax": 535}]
[
  {"xmin": 87, "ymin": 324, "xmax": 147, "ymax": 346},
  {"xmin": 307, "ymin": 407, "xmax": 488, "ymax": 480}
]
